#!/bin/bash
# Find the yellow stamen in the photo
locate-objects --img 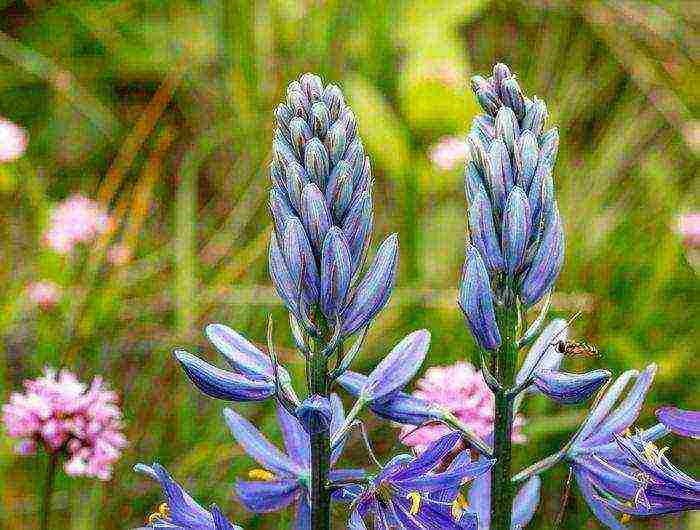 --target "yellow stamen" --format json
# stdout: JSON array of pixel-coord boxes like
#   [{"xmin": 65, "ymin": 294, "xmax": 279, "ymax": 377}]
[
  {"xmin": 248, "ymin": 468, "xmax": 275, "ymax": 481},
  {"xmin": 643, "ymin": 442, "xmax": 657, "ymax": 462},
  {"xmin": 406, "ymin": 491, "xmax": 422, "ymax": 515},
  {"xmin": 620, "ymin": 513, "xmax": 631, "ymax": 524},
  {"xmin": 451, "ymin": 493, "xmax": 469, "ymax": 519},
  {"xmin": 147, "ymin": 502, "xmax": 169, "ymax": 523}
]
